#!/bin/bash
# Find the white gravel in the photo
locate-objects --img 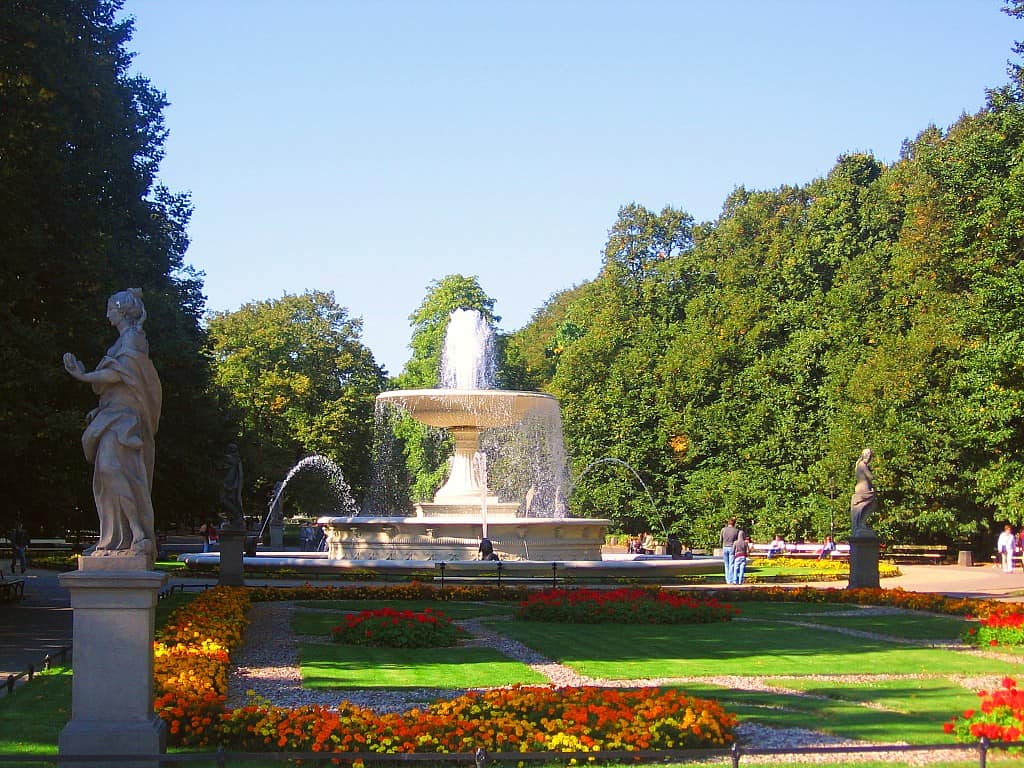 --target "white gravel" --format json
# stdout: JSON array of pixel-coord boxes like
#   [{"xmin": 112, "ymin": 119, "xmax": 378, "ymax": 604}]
[{"xmin": 227, "ymin": 601, "xmax": 985, "ymax": 764}]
